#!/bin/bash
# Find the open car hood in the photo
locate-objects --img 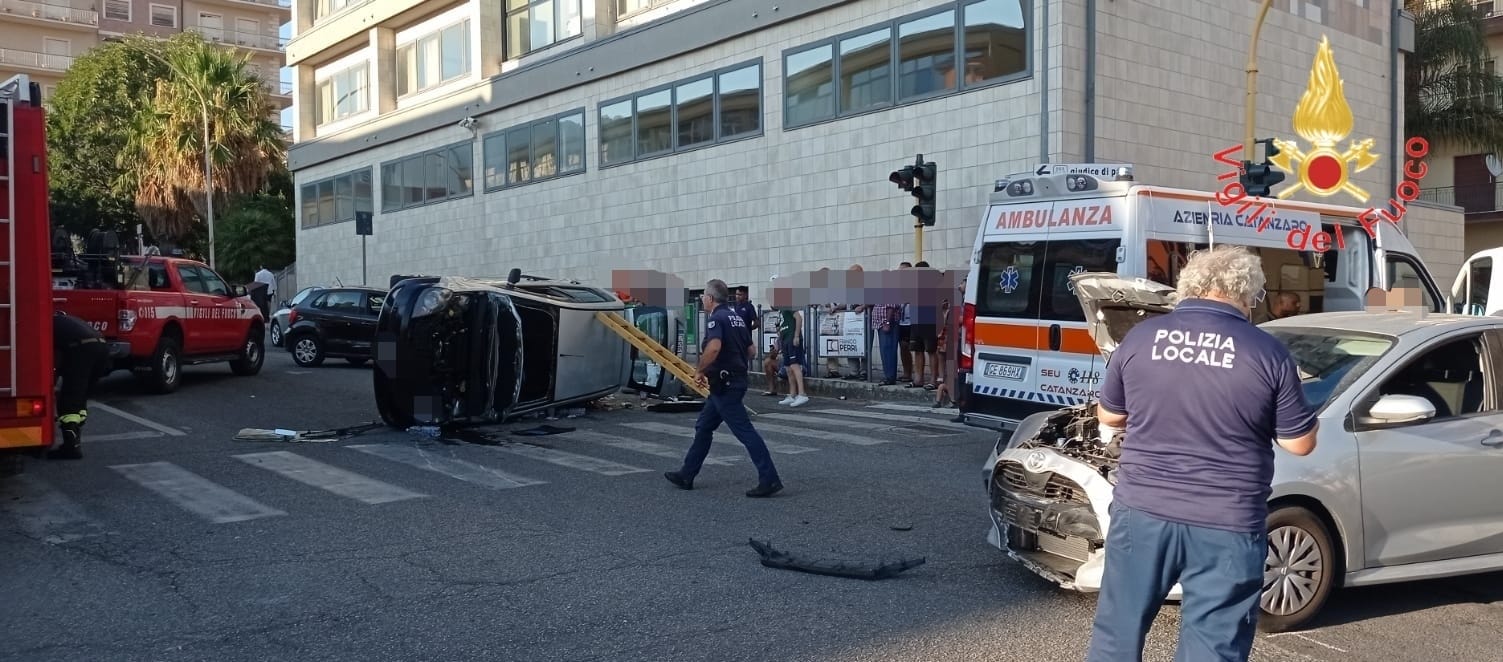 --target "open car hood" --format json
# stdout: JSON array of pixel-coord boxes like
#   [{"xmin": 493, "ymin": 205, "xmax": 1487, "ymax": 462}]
[{"xmin": 1068, "ymin": 272, "xmax": 1179, "ymax": 362}]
